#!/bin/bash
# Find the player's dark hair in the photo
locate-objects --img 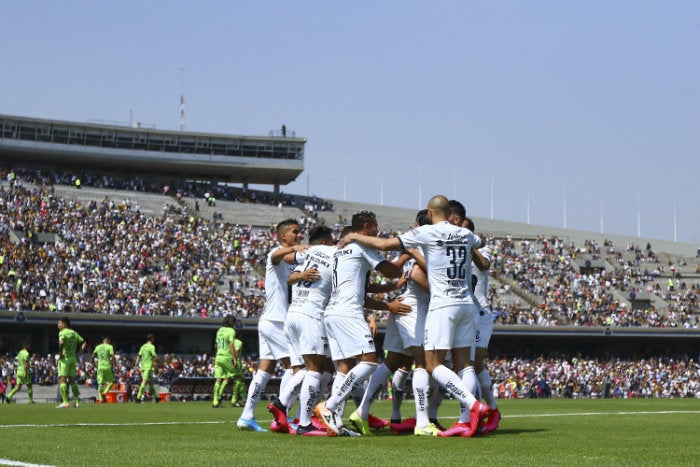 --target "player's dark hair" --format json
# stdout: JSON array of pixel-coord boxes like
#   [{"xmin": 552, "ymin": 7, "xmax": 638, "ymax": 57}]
[
  {"xmin": 339, "ymin": 226, "xmax": 354, "ymax": 239},
  {"xmin": 308, "ymin": 225, "xmax": 333, "ymax": 244},
  {"xmin": 146, "ymin": 333, "xmax": 155, "ymax": 342},
  {"xmin": 59, "ymin": 317, "xmax": 70, "ymax": 327},
  {"xmin": 276, "ymin": 218, "xmax": 299, "ymax": 235},
  {"xmin": 415, "ymin": 209, "xmax": 430, "ymax": 226},
  {"xmin": 448, "ymin": 200, "xmax": 466, "ymax": 219},
  {"xmin": 464, "ymin": 216, "xmax": 475, "ymax": 231},
  {"xmin": 223, "ymin": 315, "xmax": 235, "ymax": 327},
  {"xmin": 351, "ymin": 210, "xmax": 376, "ymax": 231}
]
